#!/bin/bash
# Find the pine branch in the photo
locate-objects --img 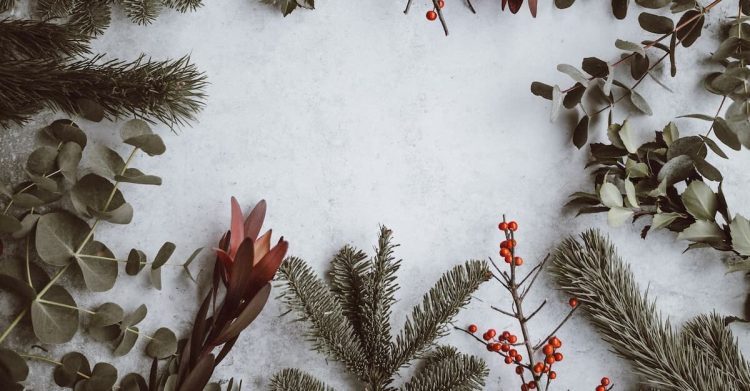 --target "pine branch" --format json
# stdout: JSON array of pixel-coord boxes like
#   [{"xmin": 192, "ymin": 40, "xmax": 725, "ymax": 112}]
[
  {"xmin": 0, "ymin": 0, "xmax": 15, "ymax": 12},
  {"xmin": 680, "ymin": 313, "xmax": 750, "ymax": 386},
  {"xmin": 121, "ymin": 0, "xmax": 162, "ymax": 25},
  {"xmin": 328, "ymin": 245, "xmax": 369, "ymax": 345},
  {"xmin": 69, "ymin": 0, "xmax": 112, "ymax": 36},
  {"xmin": 37, "ymin": 0, "xmax": 75, "ymax": 19},
  {"xmin": 0, "ymin": 55, "xmax": 206, "ymax": 127},
  {"xmin": 269, "ymin": 369, "xmax": 338, "ymax": 391},
  {"xmin": 401, "ymin": 346, "xmax": 488, "ymax": 391},
  {"xmin": 162, "ymin": 0, "xmax": 203, "ymax": 12},
  {"xmin": 549, "ymin": 229, "xmax": 750, "ymax": 391},
  {"xmin": 276, "ymin": 256, "xmax": 368, "ymax": 378},
  {"xmin": 361, "ymin": 226, "xmax": 400, "ymax": 384},
  {"xmin": 390, "ymin": 260, "xmax": 491, "ymax": 372},
  {"xmin": 0, "ymin": 19, "xmax": 90, "ymax": 60}
]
